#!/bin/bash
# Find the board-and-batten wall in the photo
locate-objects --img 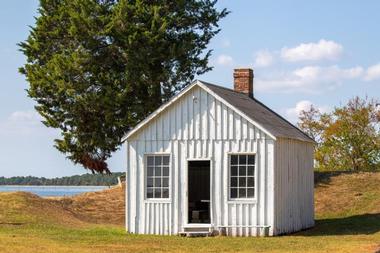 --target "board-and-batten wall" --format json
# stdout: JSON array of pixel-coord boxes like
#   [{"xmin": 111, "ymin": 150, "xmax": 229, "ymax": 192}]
[
  {"xmin": 126, "ymin": 85, "xmax": 275, "ymax": 236},
  {"xmin": 273, "ymin": 138, "xmax": 314, "ymax": 235}
]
